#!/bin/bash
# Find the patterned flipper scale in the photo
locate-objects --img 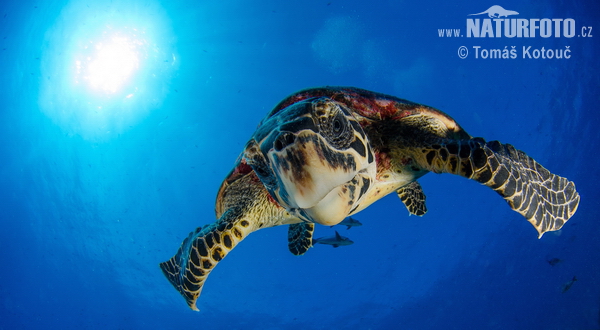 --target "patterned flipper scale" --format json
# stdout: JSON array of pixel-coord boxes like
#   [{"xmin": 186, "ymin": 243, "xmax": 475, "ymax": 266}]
[
  {"xmin": 415, "ymin": 137, "xmax": 579, "ymax": 237},
  {"xmin": 287, "ymin": 223, "xmax": 315, "ymax": 256},
  {"xmin": 396, "ymin": 181, "xmax": 427, "ymax": 216},
  {"xmin": 159, "ymin": 209, "xmax": 253, "ymax": 311}
]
